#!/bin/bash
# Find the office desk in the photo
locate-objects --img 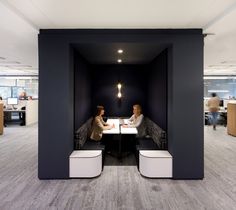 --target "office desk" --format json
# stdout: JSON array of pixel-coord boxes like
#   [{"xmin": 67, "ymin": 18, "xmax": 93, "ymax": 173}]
[
  {"xmin": 3, "ymin": 100, "xmax": 38, "ymax": 126},
  {"xmin": 4, "ymin": 109, "xmax": 26, "ymax": 126}
]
